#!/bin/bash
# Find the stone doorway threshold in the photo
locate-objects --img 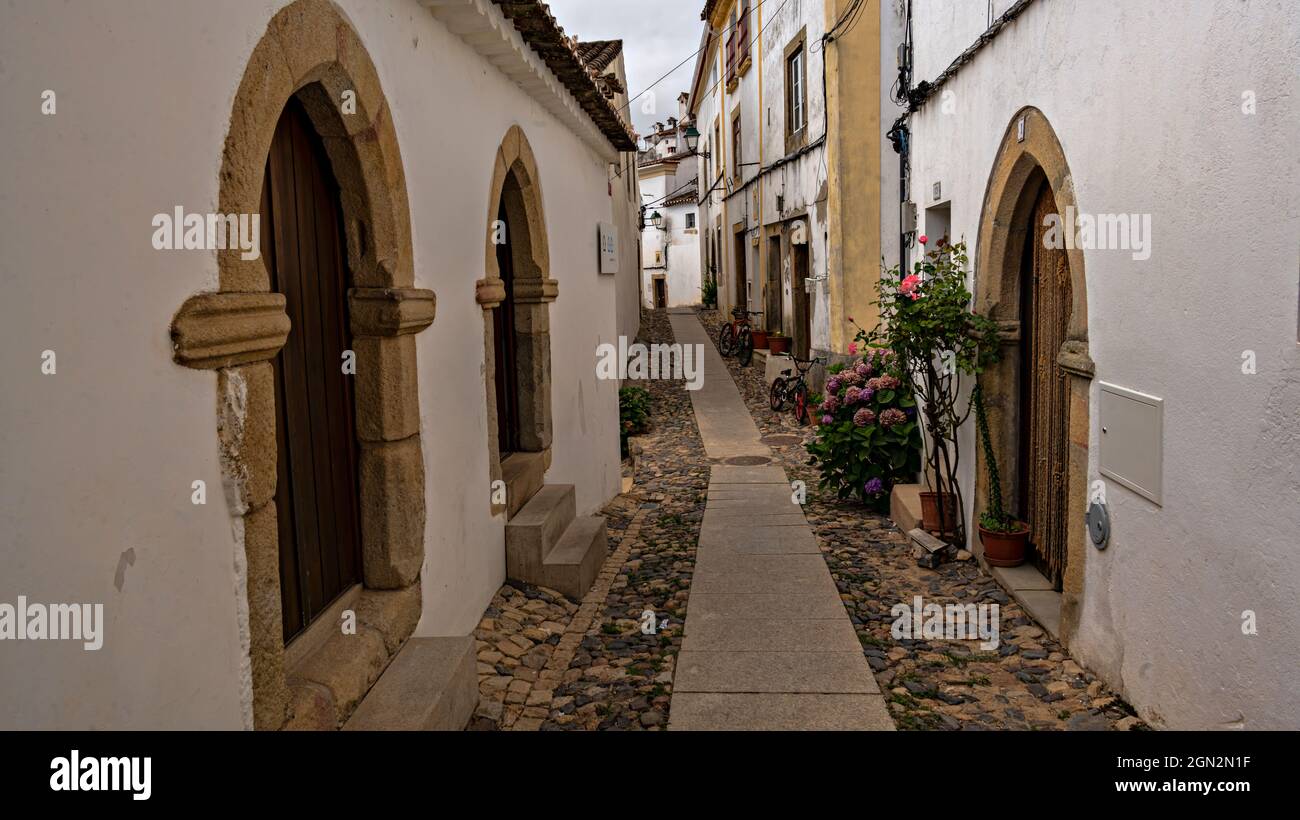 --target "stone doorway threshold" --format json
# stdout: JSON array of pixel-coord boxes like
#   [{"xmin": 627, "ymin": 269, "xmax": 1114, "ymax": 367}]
[
  {"xmin": 888, "ymin": 483, "xmax": 1062, "ymax": 640},
  {"xmin": 988, "ymin": 563, "xmax": 1062, "ymax": 641}
]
